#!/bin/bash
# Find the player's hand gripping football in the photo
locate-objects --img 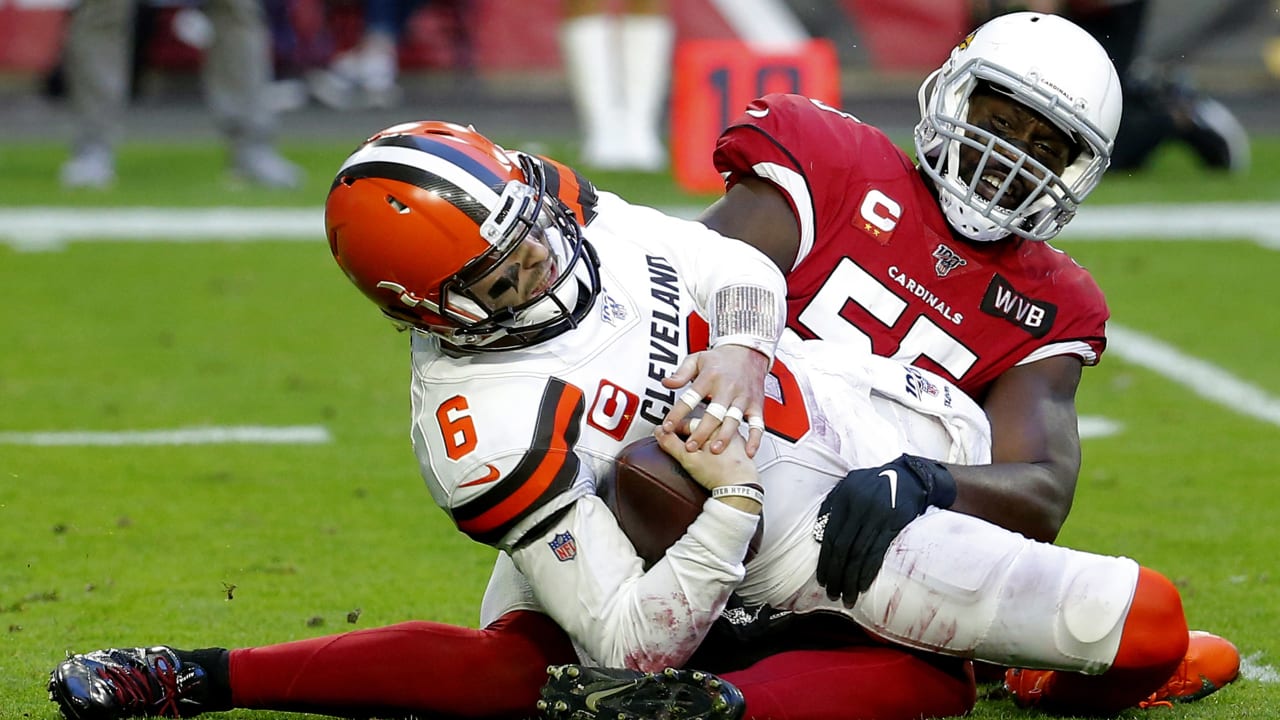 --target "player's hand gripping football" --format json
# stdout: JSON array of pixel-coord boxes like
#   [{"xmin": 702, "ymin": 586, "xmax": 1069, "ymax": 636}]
[
  {"xmin": 815, "ymin": 454, "xmax": 958, "ymax": 605},
  {"xmin": 660, "ymin": 345, "xmax": 769, "ymax": 458},
  {"xmin": 653, "ymin": 424, "xmax": 761, "ymax": 515}
]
